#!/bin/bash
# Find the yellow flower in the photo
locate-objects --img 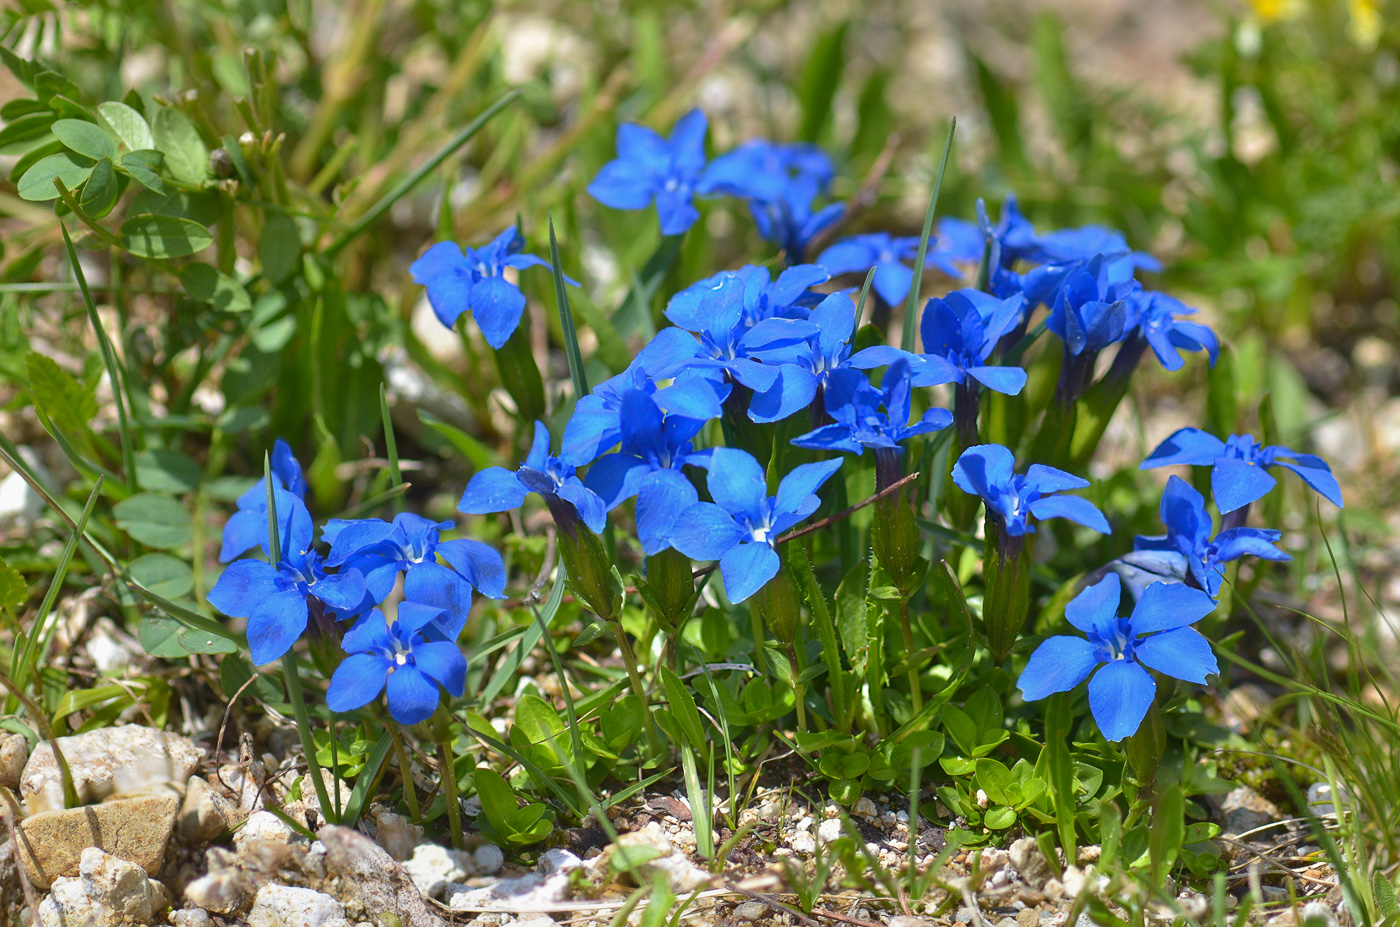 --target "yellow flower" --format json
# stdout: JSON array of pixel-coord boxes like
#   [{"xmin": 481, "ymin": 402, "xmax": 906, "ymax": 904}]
[
  {"xmin": 1247, "ymin": 0, "xmax": 1304, "ymax": 23},
  {"xmin": 1349, "ymin": 0, "xmax": 1382, "ymax": 48}
]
